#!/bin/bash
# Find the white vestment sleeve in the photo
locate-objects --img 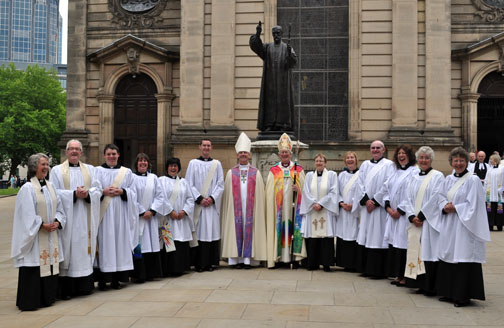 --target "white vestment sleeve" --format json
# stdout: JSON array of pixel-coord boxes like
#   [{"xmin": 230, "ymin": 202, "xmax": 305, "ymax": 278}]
[
  {"xmin": 11, "ymin": 184, "xmax": 43, "ymax": 259},
  {"xmin": 300, "ymin": 172, "xmax": 317, "ymax": 216},
  {"xmin": 150, "ymin": 176, "xmax": 165, "ymax": 214},
  {"xmin": 317, "ymin": 171, "xmax": 340, "ymax": 214}
]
